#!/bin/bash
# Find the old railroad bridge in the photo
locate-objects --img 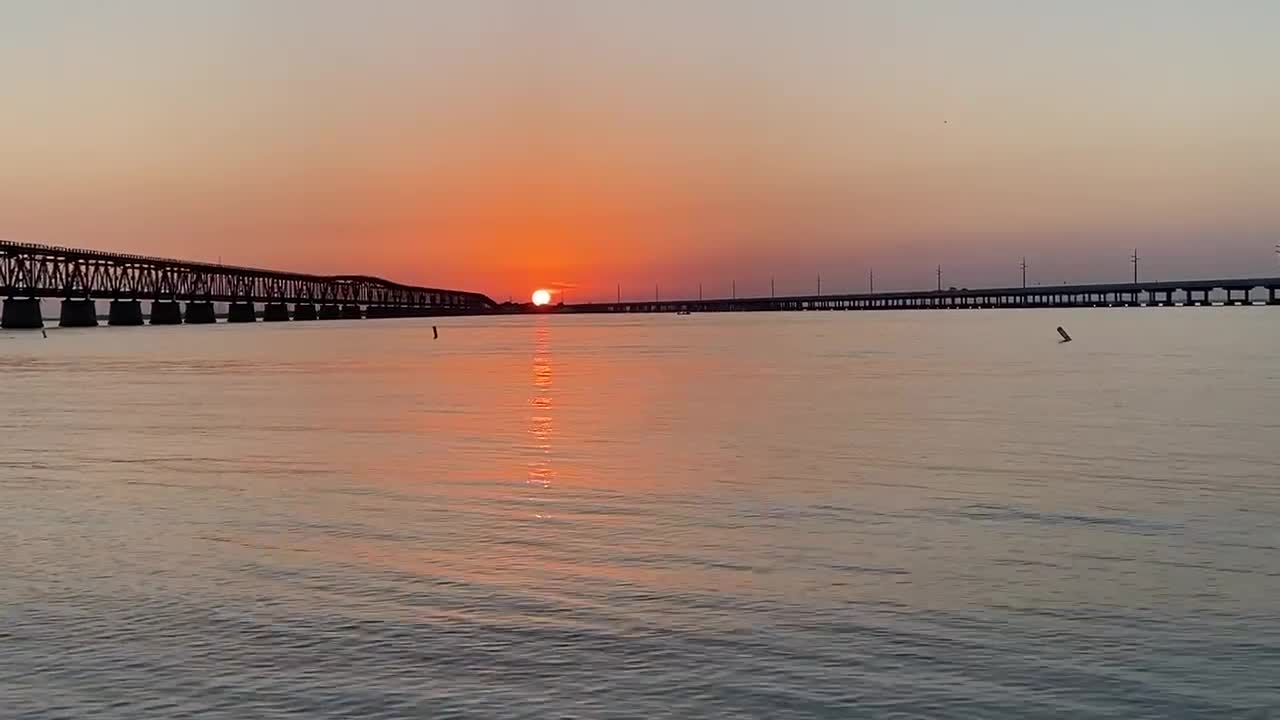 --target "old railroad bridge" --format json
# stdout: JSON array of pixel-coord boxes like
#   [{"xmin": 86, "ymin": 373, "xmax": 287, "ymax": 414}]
[{"xmin": 0, "ymin": 241, "xmax": 496, "ymax": 328}]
